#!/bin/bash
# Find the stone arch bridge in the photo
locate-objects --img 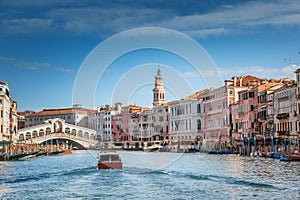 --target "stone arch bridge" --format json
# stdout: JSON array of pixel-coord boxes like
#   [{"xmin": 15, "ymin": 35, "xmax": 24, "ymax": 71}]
[{"xmin": 17, "ymin": 118, "xmax": 98, "ymax": 149}]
